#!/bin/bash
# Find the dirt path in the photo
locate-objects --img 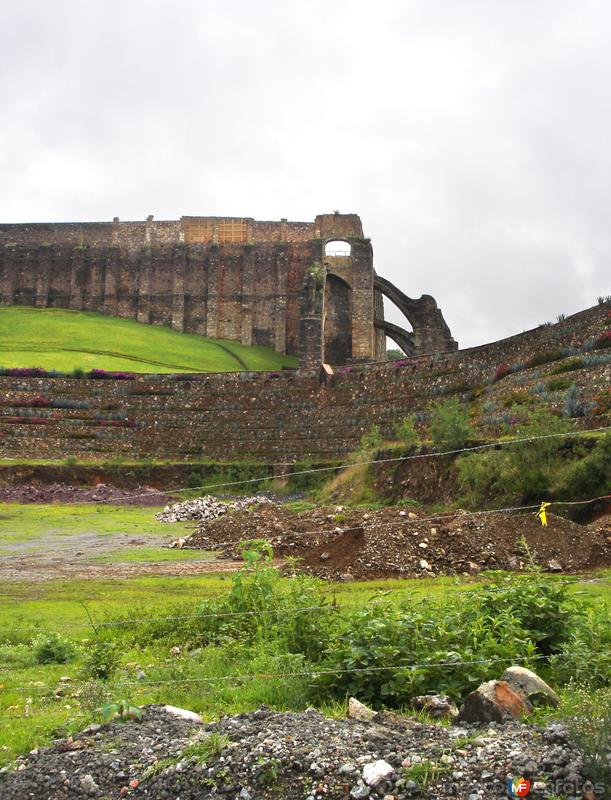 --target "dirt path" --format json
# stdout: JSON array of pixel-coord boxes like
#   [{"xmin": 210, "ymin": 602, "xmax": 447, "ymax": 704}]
[{"xmin": 0, "ymin": 556, "xmax": 248, "ymax": 582}]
